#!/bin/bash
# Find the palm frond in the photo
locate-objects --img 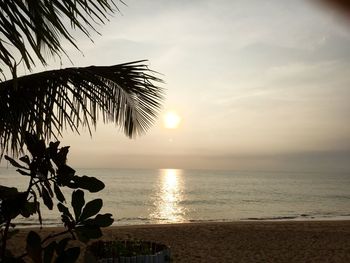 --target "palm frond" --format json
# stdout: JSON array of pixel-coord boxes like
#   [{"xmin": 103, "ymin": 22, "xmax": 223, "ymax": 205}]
[
  {"xmin": 0, "ymin": 0, "xmax": 119, "ymax": 72},
  {"xmin": 0, "ymin": 61, "xmax": 164, "ymax": 155}
]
